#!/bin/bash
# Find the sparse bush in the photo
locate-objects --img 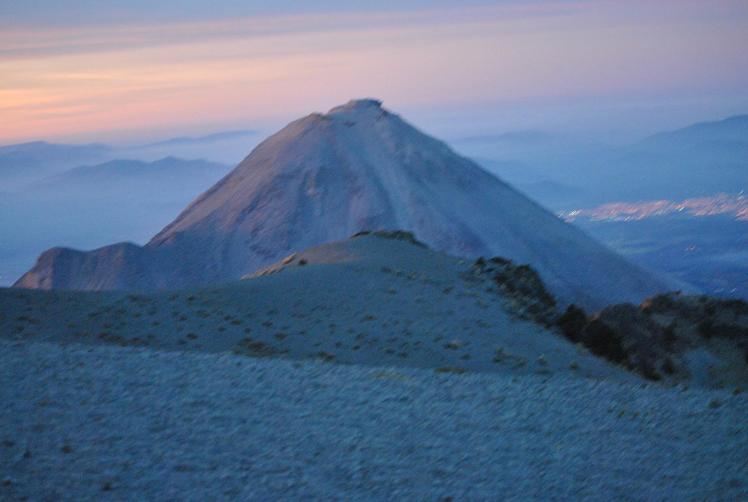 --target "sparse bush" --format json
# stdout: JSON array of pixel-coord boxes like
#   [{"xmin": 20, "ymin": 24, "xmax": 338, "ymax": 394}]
[
  {"xmin": 663, "ymin": 322, "xmax": 677, "ymax": 348},
  {"xmin": 489, "ymin": 256, "xmax": 511, "ymax": 266},
  {"xmin": 435, "ymin": 367, "xmax": 466, "ymax": 374},
  {"xmin": 234, "ymin": 338, "xmax": 279, "ymax": 357},
  {"xmin": 698, "ymin": 319, "xmax": 714, "ymax": 338},
  {"xmin": 662, "ymin": 358, "xmax": 675, "ymax": 375},
  {"xmin": 582, "ymin": 319, "xmax": 627, "ymax": 364}
]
